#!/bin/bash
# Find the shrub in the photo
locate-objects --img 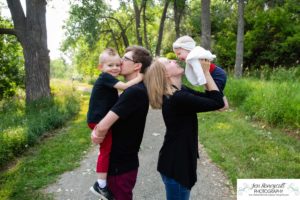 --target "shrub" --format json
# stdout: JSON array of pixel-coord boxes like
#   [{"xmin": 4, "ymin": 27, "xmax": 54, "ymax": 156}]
[
  {"xmin": 225, "ymin": 77, "xmax": 255, "ymax": 107},
  {"xmin": 226, "ymin": 72, "xmax": 300, "ymax": 129},
  {"xmin": 0, "ymin": 83, "xmax": 80, "ymax": 168}
]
